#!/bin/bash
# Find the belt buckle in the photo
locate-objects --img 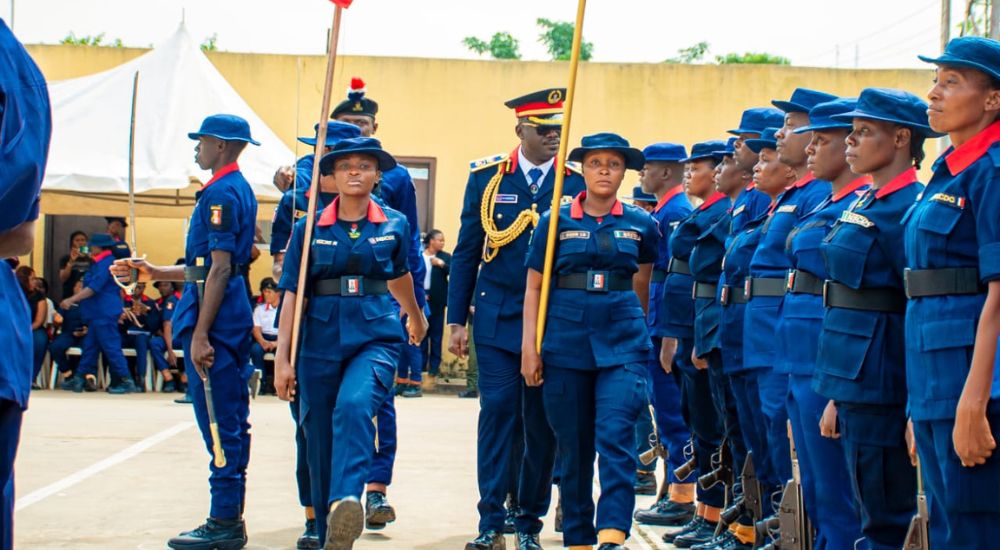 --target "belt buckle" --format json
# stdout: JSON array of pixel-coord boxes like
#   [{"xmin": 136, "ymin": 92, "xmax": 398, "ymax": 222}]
[
  {"xmin": 743, "ymin": 278, "xmax": 752, "ymax": 300},
  {"xmin": 720, "ymin": 286, "xmax": 730, "ymax": 306},
  {"xmin": 586, "ymin": 270, "xmax": 609, "ymax": 292},
  {"xmin": 786, "ymin": 270, "xmax": 796, "ymax": 292},
  {"xmin": 341, "ymin": 276, "xmax": 365, "ymax": 297},
  {"xmin": 903, "ymin": 268, "xmax": 913, "ymax": 300},
  {"xmin": 691, "ymin": 281, "xmax": 698, "ymax": 300},
  {"xmin": 822, "ymin": 280, "xmax": 831, "ymax": 307}
]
